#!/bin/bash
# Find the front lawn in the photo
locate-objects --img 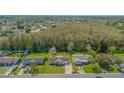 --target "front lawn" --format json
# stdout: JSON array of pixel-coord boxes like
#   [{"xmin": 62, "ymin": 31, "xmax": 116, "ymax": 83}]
[
  {"xmin": 11, "ymin": 66, "xmax": 21, "ymax": 75},
  {"xmin": 29, "ymin": 61, "xmax": 65, "ymax": 74},
  {"xmin": 83, "ymin": 63, "xmax": 102, "ymax": 73},
  {"xmin": 71, "ymin": 63, "xmax": 78, "ymax": 73},
  {"xmin": 104, "ymin": 64, "xmax": 119, "ymax": 73},
  {"xmin": 0, "ymin": 67, "xmax": 8, "ymax": 74}
]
